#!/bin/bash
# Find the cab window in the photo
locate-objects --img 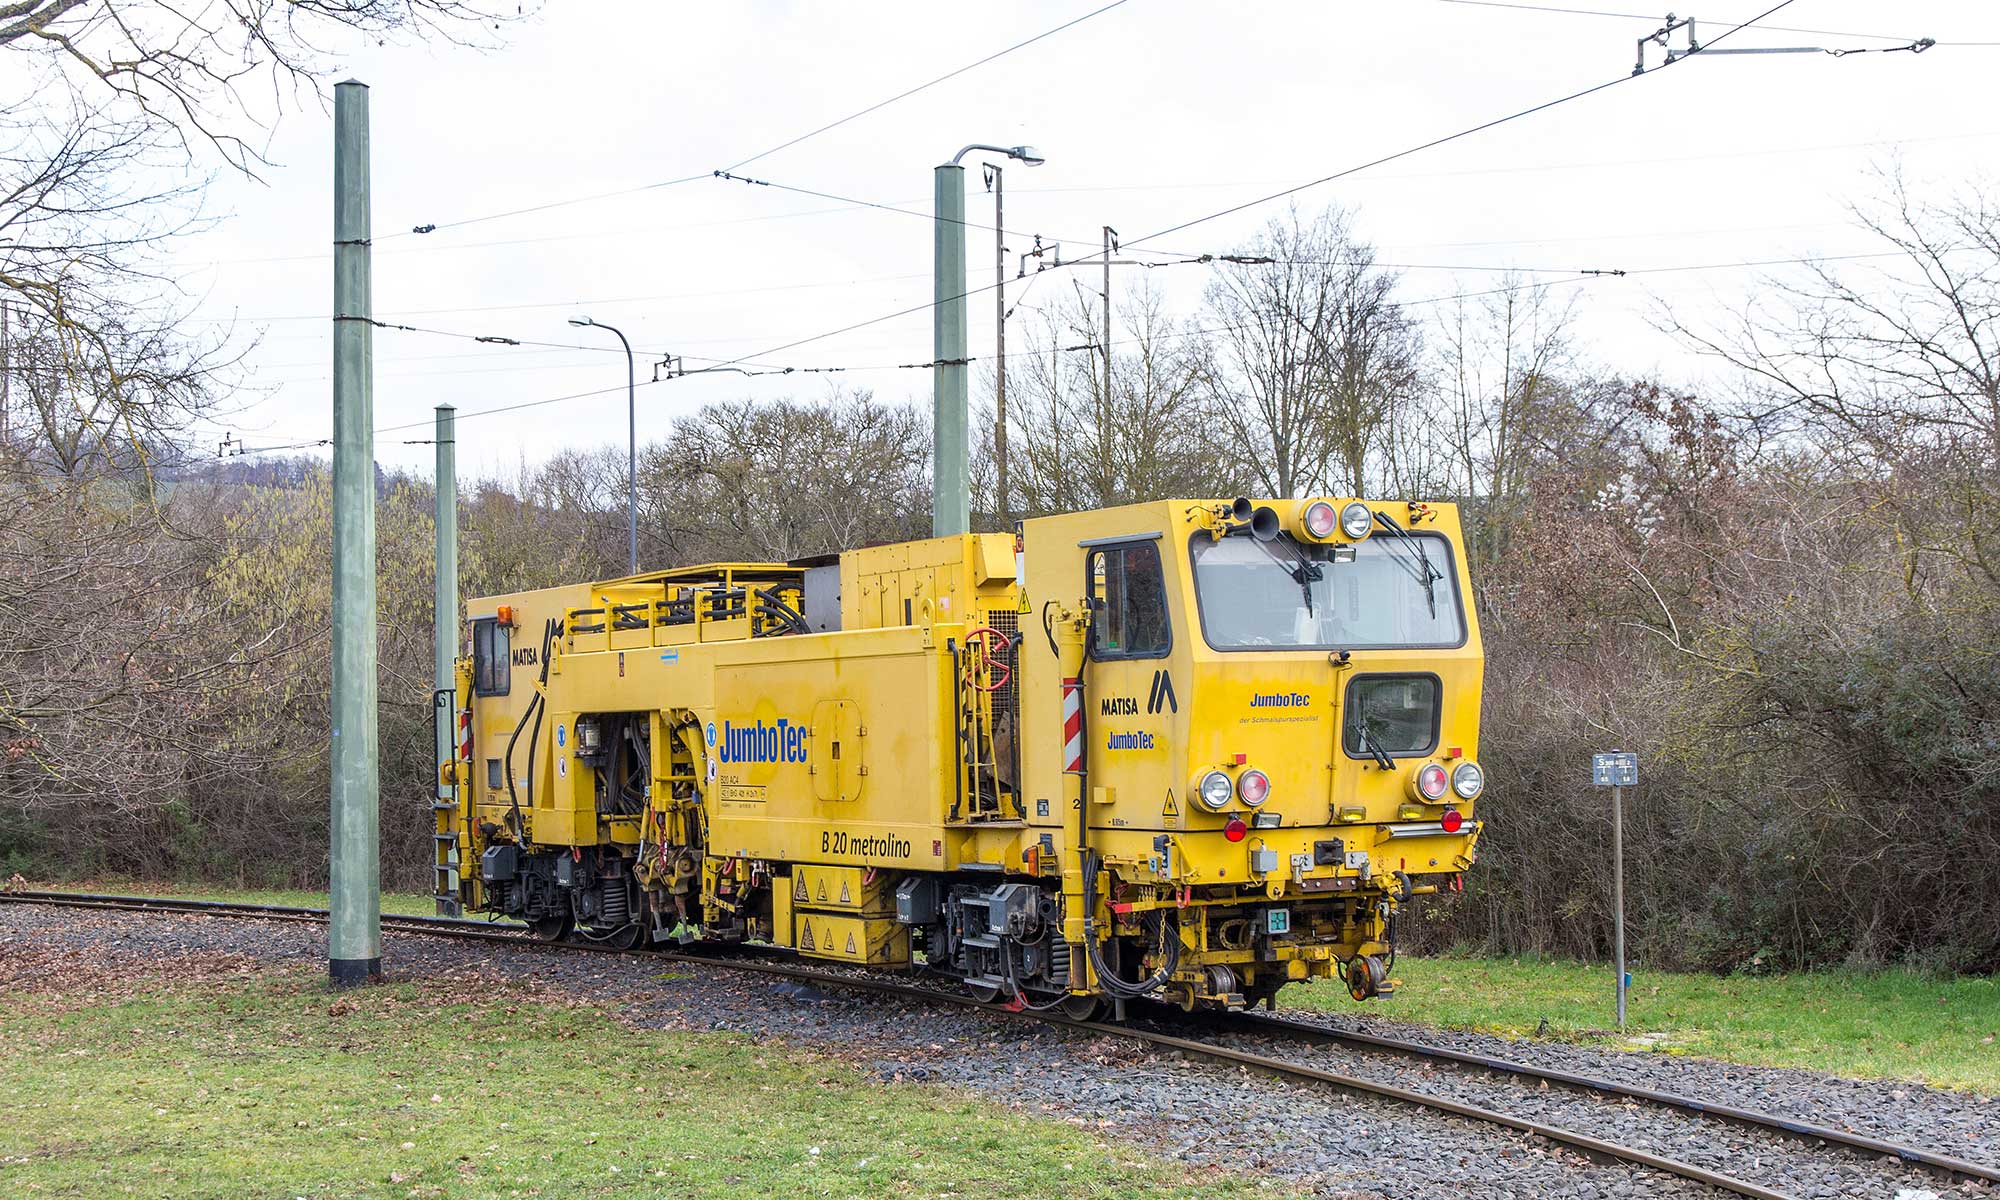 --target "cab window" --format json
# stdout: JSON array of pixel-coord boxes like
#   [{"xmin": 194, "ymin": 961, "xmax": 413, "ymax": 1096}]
[
  {"xmin": 1342, "ymin": 674, "xmax": 1439, "ymax": 758},
  {"xmin": 473, "ymin": 618, "xmax": 511, "ymax": 696},
  {"xmin": 1088, "ymin": 541, "xmax": 1171, "ymax": 659}
]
